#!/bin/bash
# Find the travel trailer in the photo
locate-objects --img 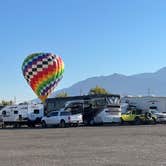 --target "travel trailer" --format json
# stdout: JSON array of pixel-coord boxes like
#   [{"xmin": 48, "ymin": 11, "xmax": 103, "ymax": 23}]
[
  {"xmin": 0, "ymin": 103, "xmax": 44, "ymax": 128},
  {"xmin": 122, "ymin": 96, "xmax": 166, "ymax": 113}
]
